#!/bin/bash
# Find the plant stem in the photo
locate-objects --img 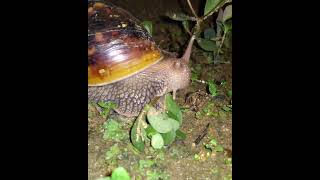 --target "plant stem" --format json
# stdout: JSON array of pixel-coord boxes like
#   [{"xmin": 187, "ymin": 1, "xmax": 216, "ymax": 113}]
[
  {"xmin": 183, "ymin": 23, "xmax": 192, "ymax": 36},
  {"xmin": 217, "ymin": 31, "xmax": 226, "ymax": 55},
  {"xmin": 187, "ymin": 0, "xmax": 198, "ymax": 19}
]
